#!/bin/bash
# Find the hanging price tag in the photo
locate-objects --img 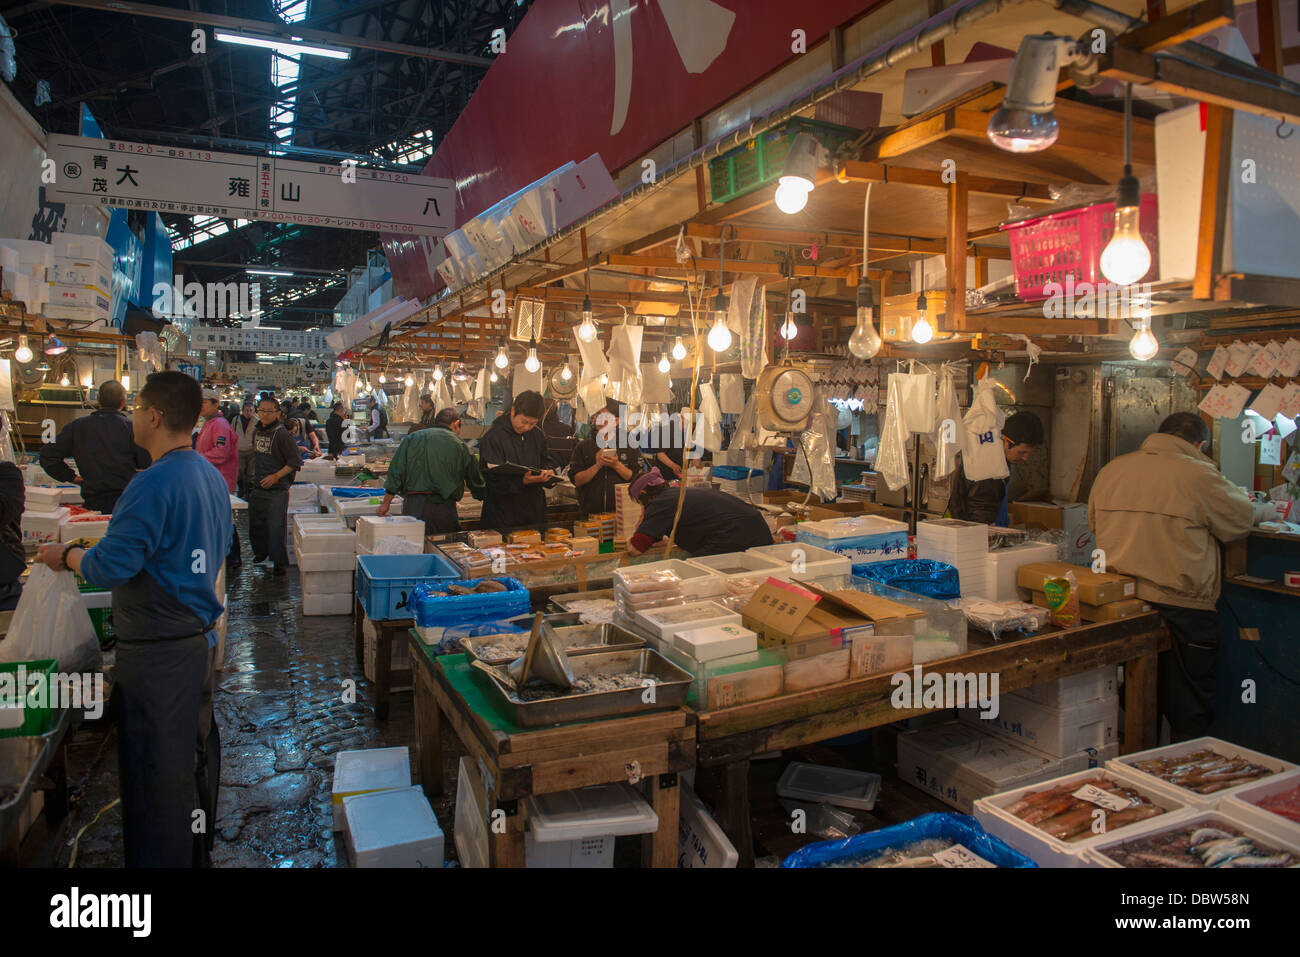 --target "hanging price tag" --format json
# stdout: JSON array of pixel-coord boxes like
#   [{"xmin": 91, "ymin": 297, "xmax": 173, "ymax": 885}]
[
  {"xmin": 933, "ymin": 844, "xmax": 996, "ymax": 868},
  {"xmin": 1261, "ymin": 434, "xmax": 1283, "ymax": 466},
  {"xmin": 1171, "ymin": 348, "xmax": 1198, "ymax": 376},
  {"xmin": 1072, "ymin": 784, "xmax": 1129, "ymax": 811}
]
